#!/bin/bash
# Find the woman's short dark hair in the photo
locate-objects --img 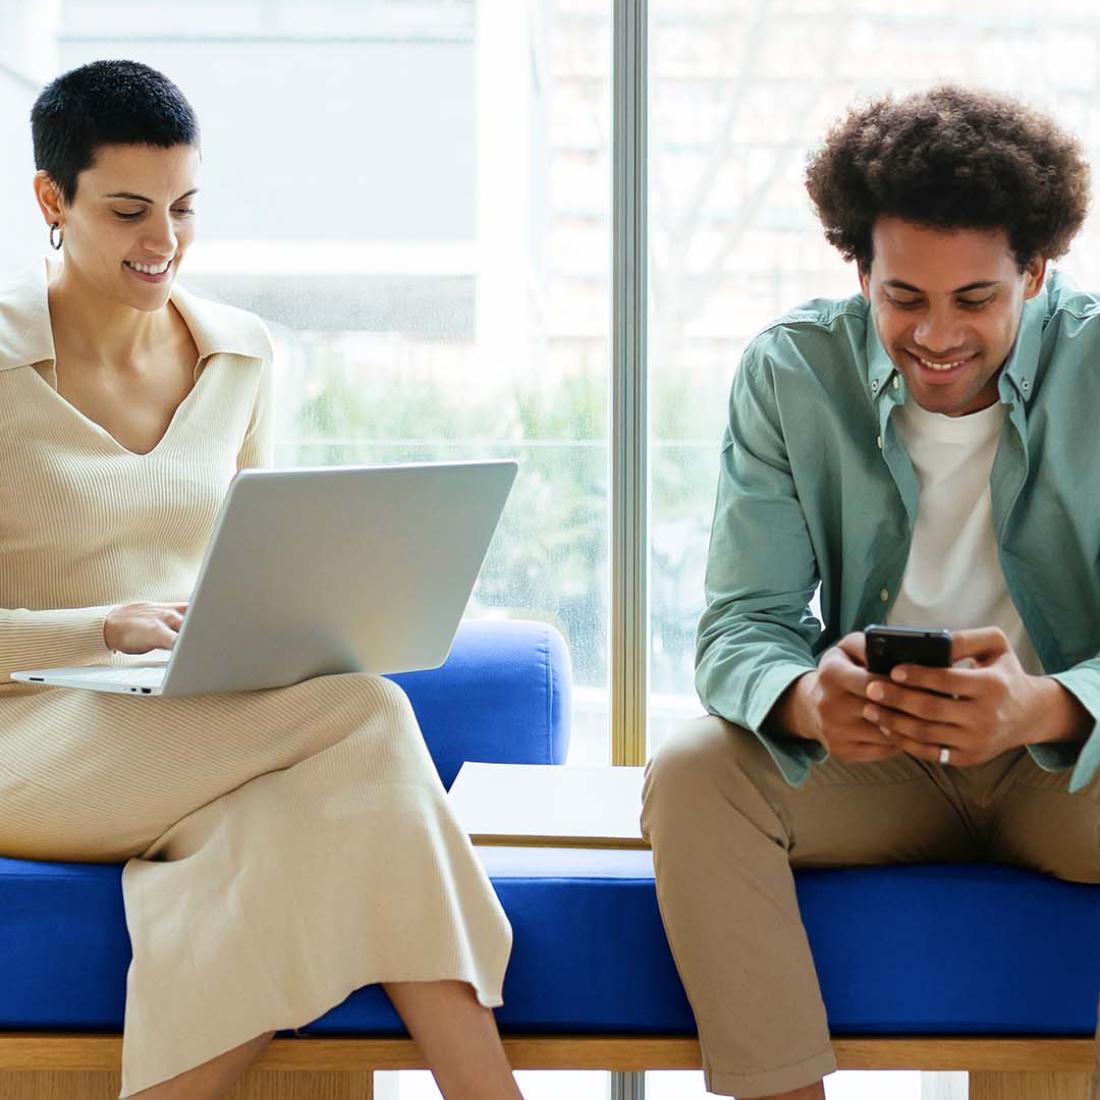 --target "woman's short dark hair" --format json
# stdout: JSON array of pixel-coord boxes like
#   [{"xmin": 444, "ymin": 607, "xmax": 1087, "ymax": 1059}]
[
  {"xmin": 31, "ymin": 59, "xmax": 199, "ymax": 203},
  {"xmin": 804, "ymin": 84, "xmax": 1091, "ymax": 272}
]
